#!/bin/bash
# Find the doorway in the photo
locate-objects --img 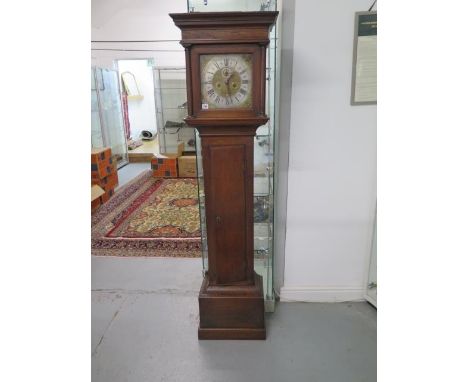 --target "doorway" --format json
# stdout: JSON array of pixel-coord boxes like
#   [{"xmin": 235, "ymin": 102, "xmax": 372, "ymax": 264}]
[{"xmin": 117, "ymin": 59, "xmax": 158, "ymax": 143}]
